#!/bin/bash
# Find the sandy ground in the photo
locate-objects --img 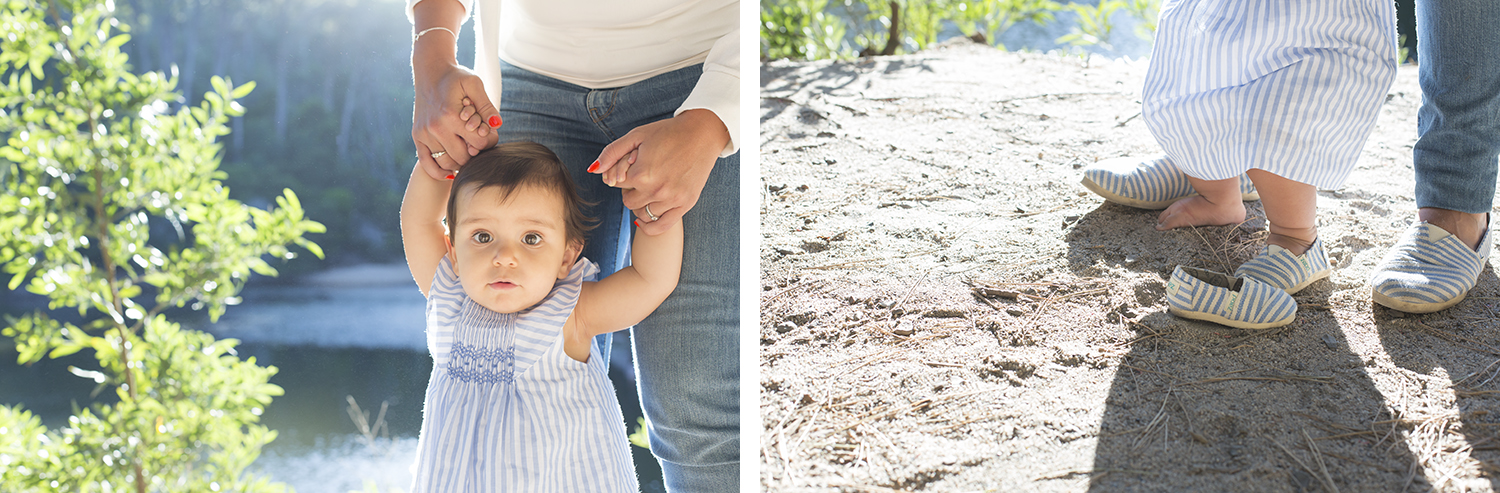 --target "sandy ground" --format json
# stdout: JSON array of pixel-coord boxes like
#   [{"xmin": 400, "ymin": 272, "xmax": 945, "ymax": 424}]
[{"xmin": 759, "ymin": 40, "xmax": 1500, "ymax": 492}]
